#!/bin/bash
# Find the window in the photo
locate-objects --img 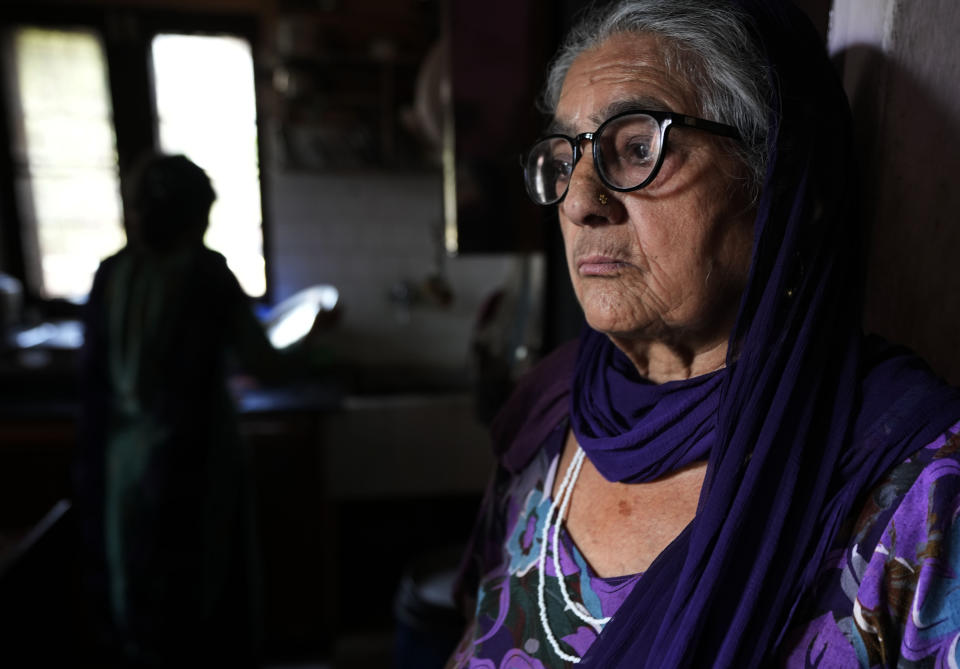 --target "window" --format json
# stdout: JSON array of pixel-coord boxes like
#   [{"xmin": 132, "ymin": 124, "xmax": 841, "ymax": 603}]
[
  {"xmin": 8, "ymin": 26, "xmax": 123, "ymax": 301},
  {"xmin": 151, "ymin": 33, "xmax": 265, "ymax": 298}
]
